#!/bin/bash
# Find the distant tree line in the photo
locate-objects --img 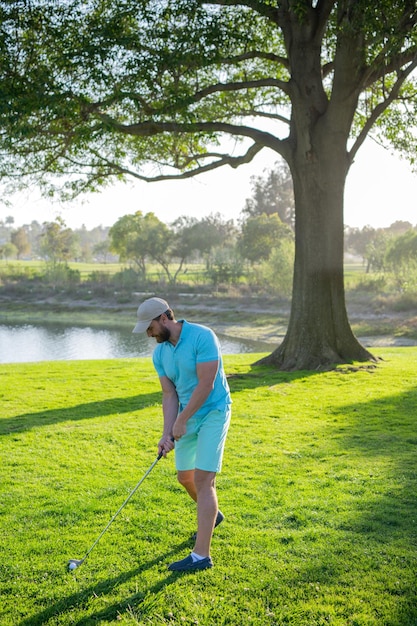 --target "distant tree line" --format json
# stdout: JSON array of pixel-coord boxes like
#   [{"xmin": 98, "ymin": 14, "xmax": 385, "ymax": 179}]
[
  {"xmin": 0, "ymin": 209, "xmax": 295, "ymax": 295},
  {"xmin": 345, "ymin": 221, "xmax": 417, "ymax": 276},
  {"xmin": 1, "ymin": 162, "xmax": 417, "ymax": 295},
  {"xmin": 0, "ymin": 217, "xmax": 113, "ymax": 263}
]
